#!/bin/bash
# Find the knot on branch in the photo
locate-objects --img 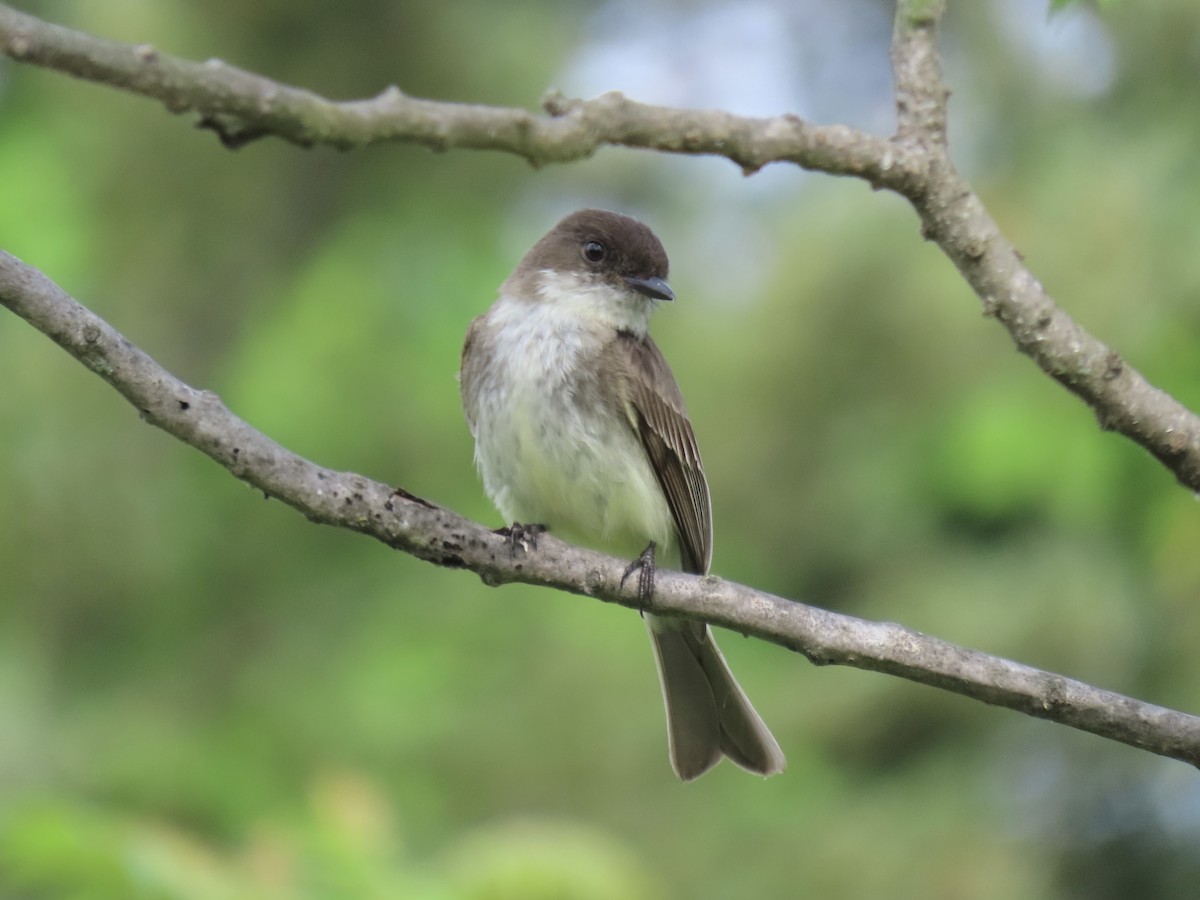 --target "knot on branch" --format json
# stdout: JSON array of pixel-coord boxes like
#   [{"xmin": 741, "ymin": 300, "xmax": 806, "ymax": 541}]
[
  {"xmin": 196, "ymin": 114, "xmax": 275, "ymax": 149},
  {"xmin": 541, "ymin": 89, "xmax": 580, "ymax": 117},
  {"xmin": 5, "ymin": 29, "xmax": 29, "ymax": 57}
]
